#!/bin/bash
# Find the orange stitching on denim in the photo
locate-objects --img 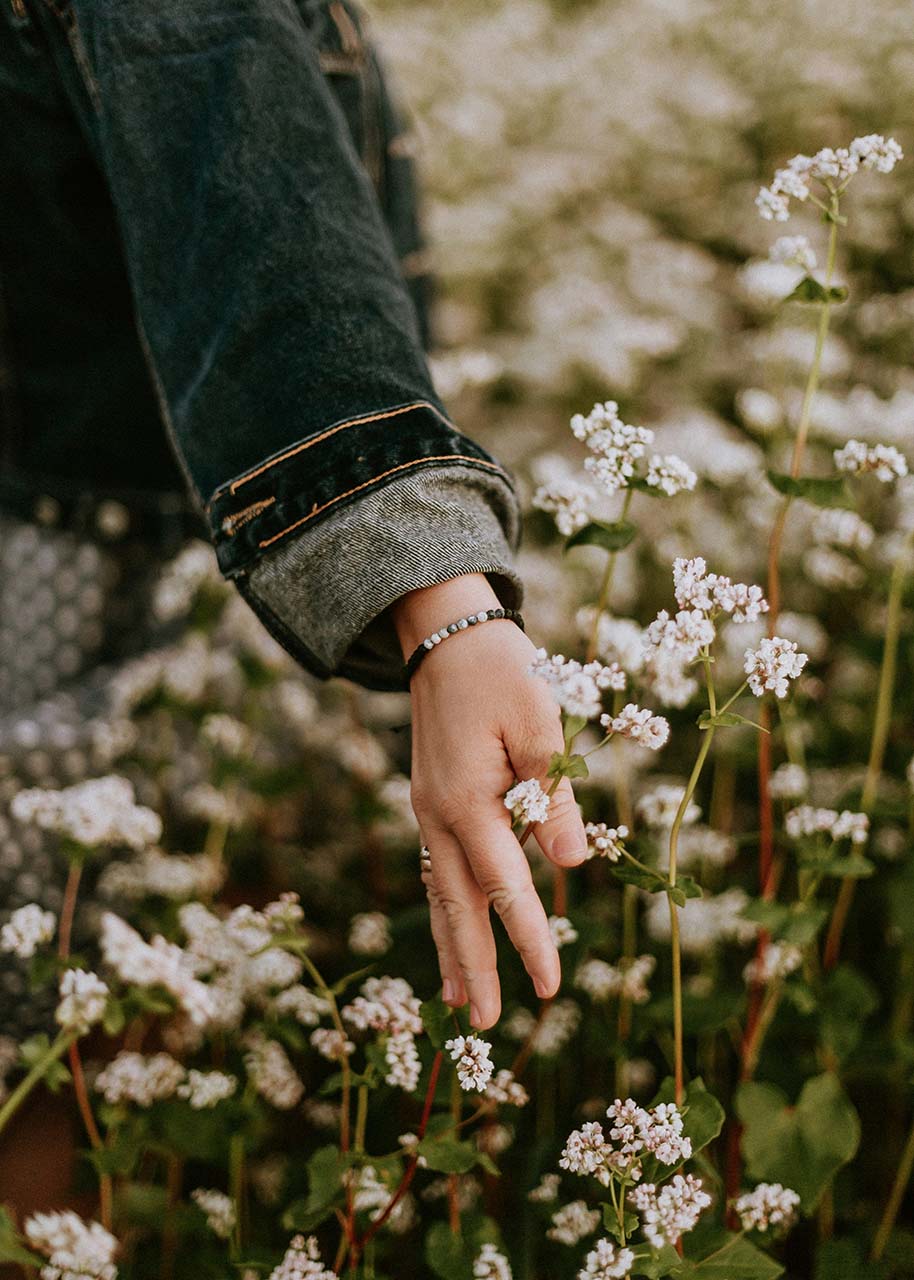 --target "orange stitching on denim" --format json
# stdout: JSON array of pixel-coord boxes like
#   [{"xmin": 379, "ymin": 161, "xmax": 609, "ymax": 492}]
[
  {"xmin": 256, "ymin": 455, "xmax": 506, "ymax": 550},
  {"xmin": 223, "ymin": 401, "xmax": 450, "ymax": 497},
  {"xmin": 220, "ymin": 496, "xmax": 275, "ymax": 536}
]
